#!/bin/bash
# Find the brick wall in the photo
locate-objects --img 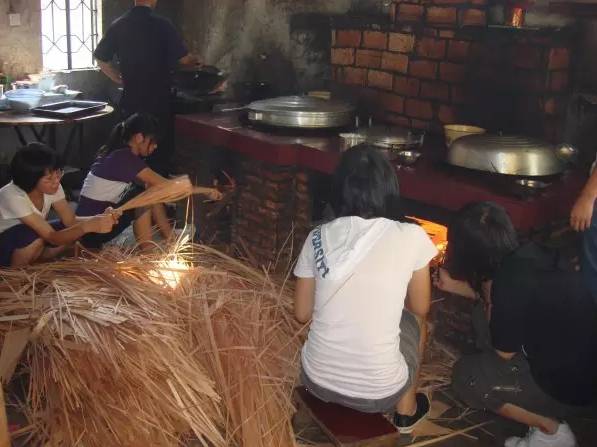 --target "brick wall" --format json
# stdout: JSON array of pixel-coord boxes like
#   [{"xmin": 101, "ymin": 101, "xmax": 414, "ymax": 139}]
[
  {"xmin": 232, "ymin": 159, "xmax": 311, "ymax": 270},
  {"xmin": 331, "ymin": 1, "xmax": 575, "ymax": 141}
]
